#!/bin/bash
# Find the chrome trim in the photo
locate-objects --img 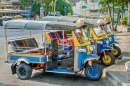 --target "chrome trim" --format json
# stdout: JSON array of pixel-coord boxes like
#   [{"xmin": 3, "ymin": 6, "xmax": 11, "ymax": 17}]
[
  {"xmin": 13, "ymin": 58, "xmax": 30, "ymax": 65},
  {"xmin": 76, "ymin": 49, "xmax": 86, "ymax": 53}
]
